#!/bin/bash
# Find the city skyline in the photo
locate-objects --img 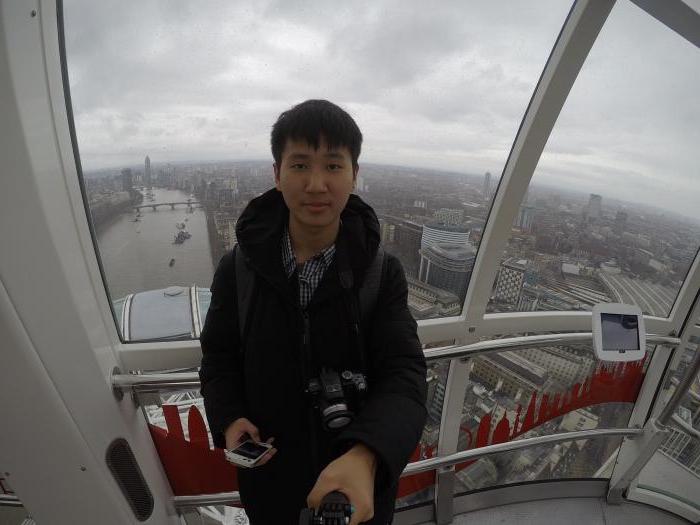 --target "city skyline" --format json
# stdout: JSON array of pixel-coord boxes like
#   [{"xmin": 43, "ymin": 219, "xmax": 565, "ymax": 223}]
[
  {"xmin": 84, "ymin": 157, "xmax": 700, "ymax": 225},
  {"xmin": 64, "ymin": 0, "xmax": 700, "ymax": 218},
  {"xmin": 86, "ymin": 156, "xmax": 699, "ymax": 319}
]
